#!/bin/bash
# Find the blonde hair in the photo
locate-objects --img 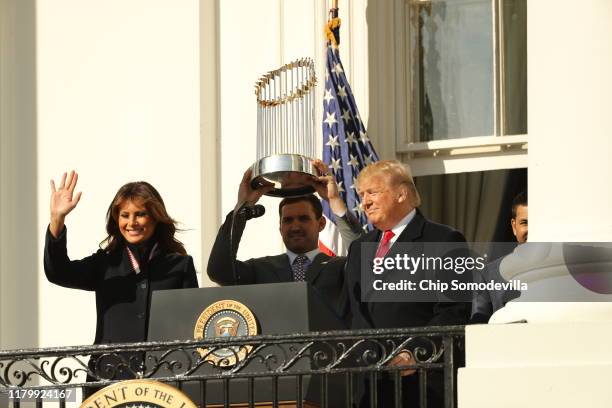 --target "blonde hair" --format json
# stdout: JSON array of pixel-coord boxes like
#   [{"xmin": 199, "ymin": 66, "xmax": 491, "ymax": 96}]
[{"xmin": 356, "ymin": 160, "xmax": 422, "ymax": 207}]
